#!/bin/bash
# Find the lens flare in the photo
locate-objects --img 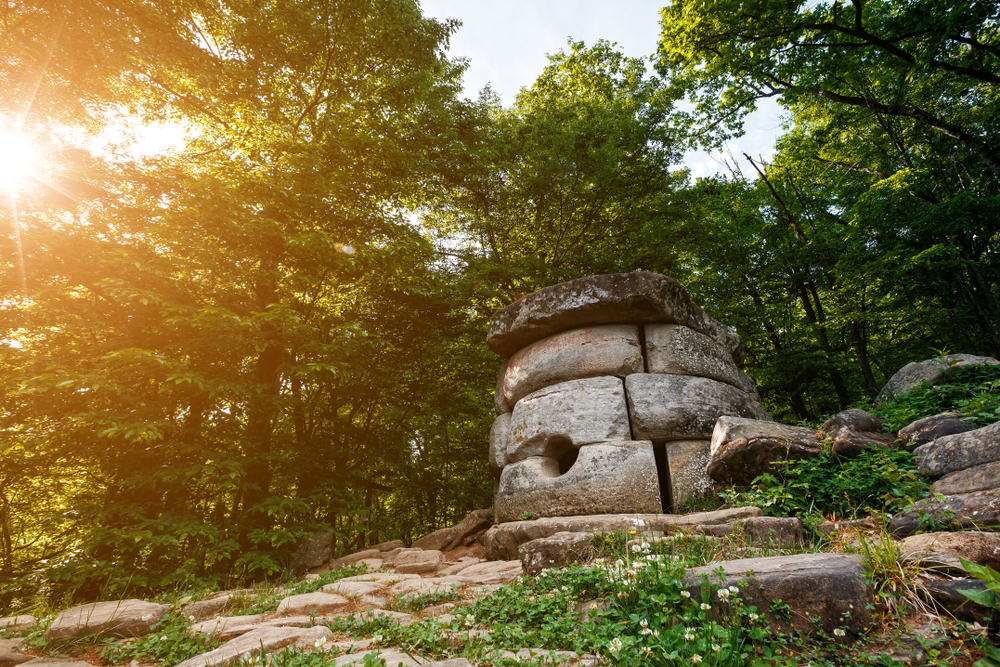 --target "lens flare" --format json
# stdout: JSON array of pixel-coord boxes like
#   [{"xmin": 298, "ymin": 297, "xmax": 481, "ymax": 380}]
[{"xmin": 0, "ymin": 131, "xmax": 38, "ymax": 189}]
